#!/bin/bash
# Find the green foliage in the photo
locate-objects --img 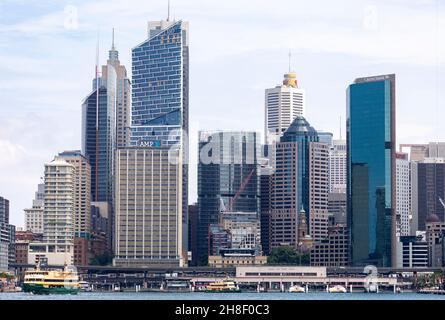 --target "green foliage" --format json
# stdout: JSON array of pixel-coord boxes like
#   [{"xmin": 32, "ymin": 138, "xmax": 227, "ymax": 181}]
[{"xmin": 267, "ymin": 246, "xmax": 310, "ymax": 266}]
